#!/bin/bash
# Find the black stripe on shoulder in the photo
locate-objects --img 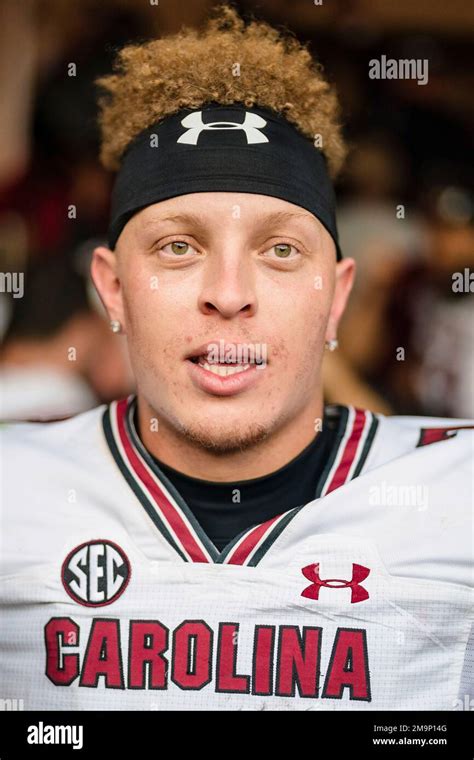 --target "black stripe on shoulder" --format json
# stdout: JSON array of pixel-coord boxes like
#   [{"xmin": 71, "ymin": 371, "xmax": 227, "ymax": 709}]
[
  {"xmin": 102, "ymin": 406, "xmax": 188, "ymax": 563},
  {"xmin": 314, "ymin": 405, "xmax": 350, "ymax": 498},
  {"xmin": 351, "ymin": 414, "xmax": 379, "ymax": 479},
  {"xmin": 124, "ymin": 400, "xmax": 219, "ymax": 562}
]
